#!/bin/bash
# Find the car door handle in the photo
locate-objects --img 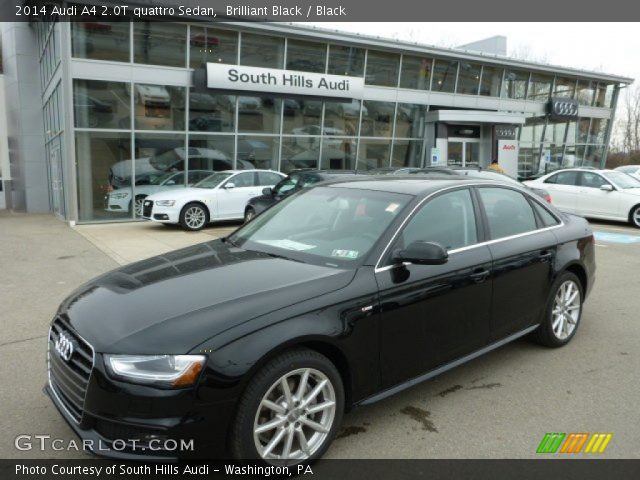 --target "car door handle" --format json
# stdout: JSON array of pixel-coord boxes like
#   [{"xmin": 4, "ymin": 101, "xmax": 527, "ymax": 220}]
[
  {"xmin": 539, "ymin": 250, "xmax": 553, "ymax": 261},
  {"xmin": 470, "ymin": 268, "xmax": 490, "ymax": 283}
]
